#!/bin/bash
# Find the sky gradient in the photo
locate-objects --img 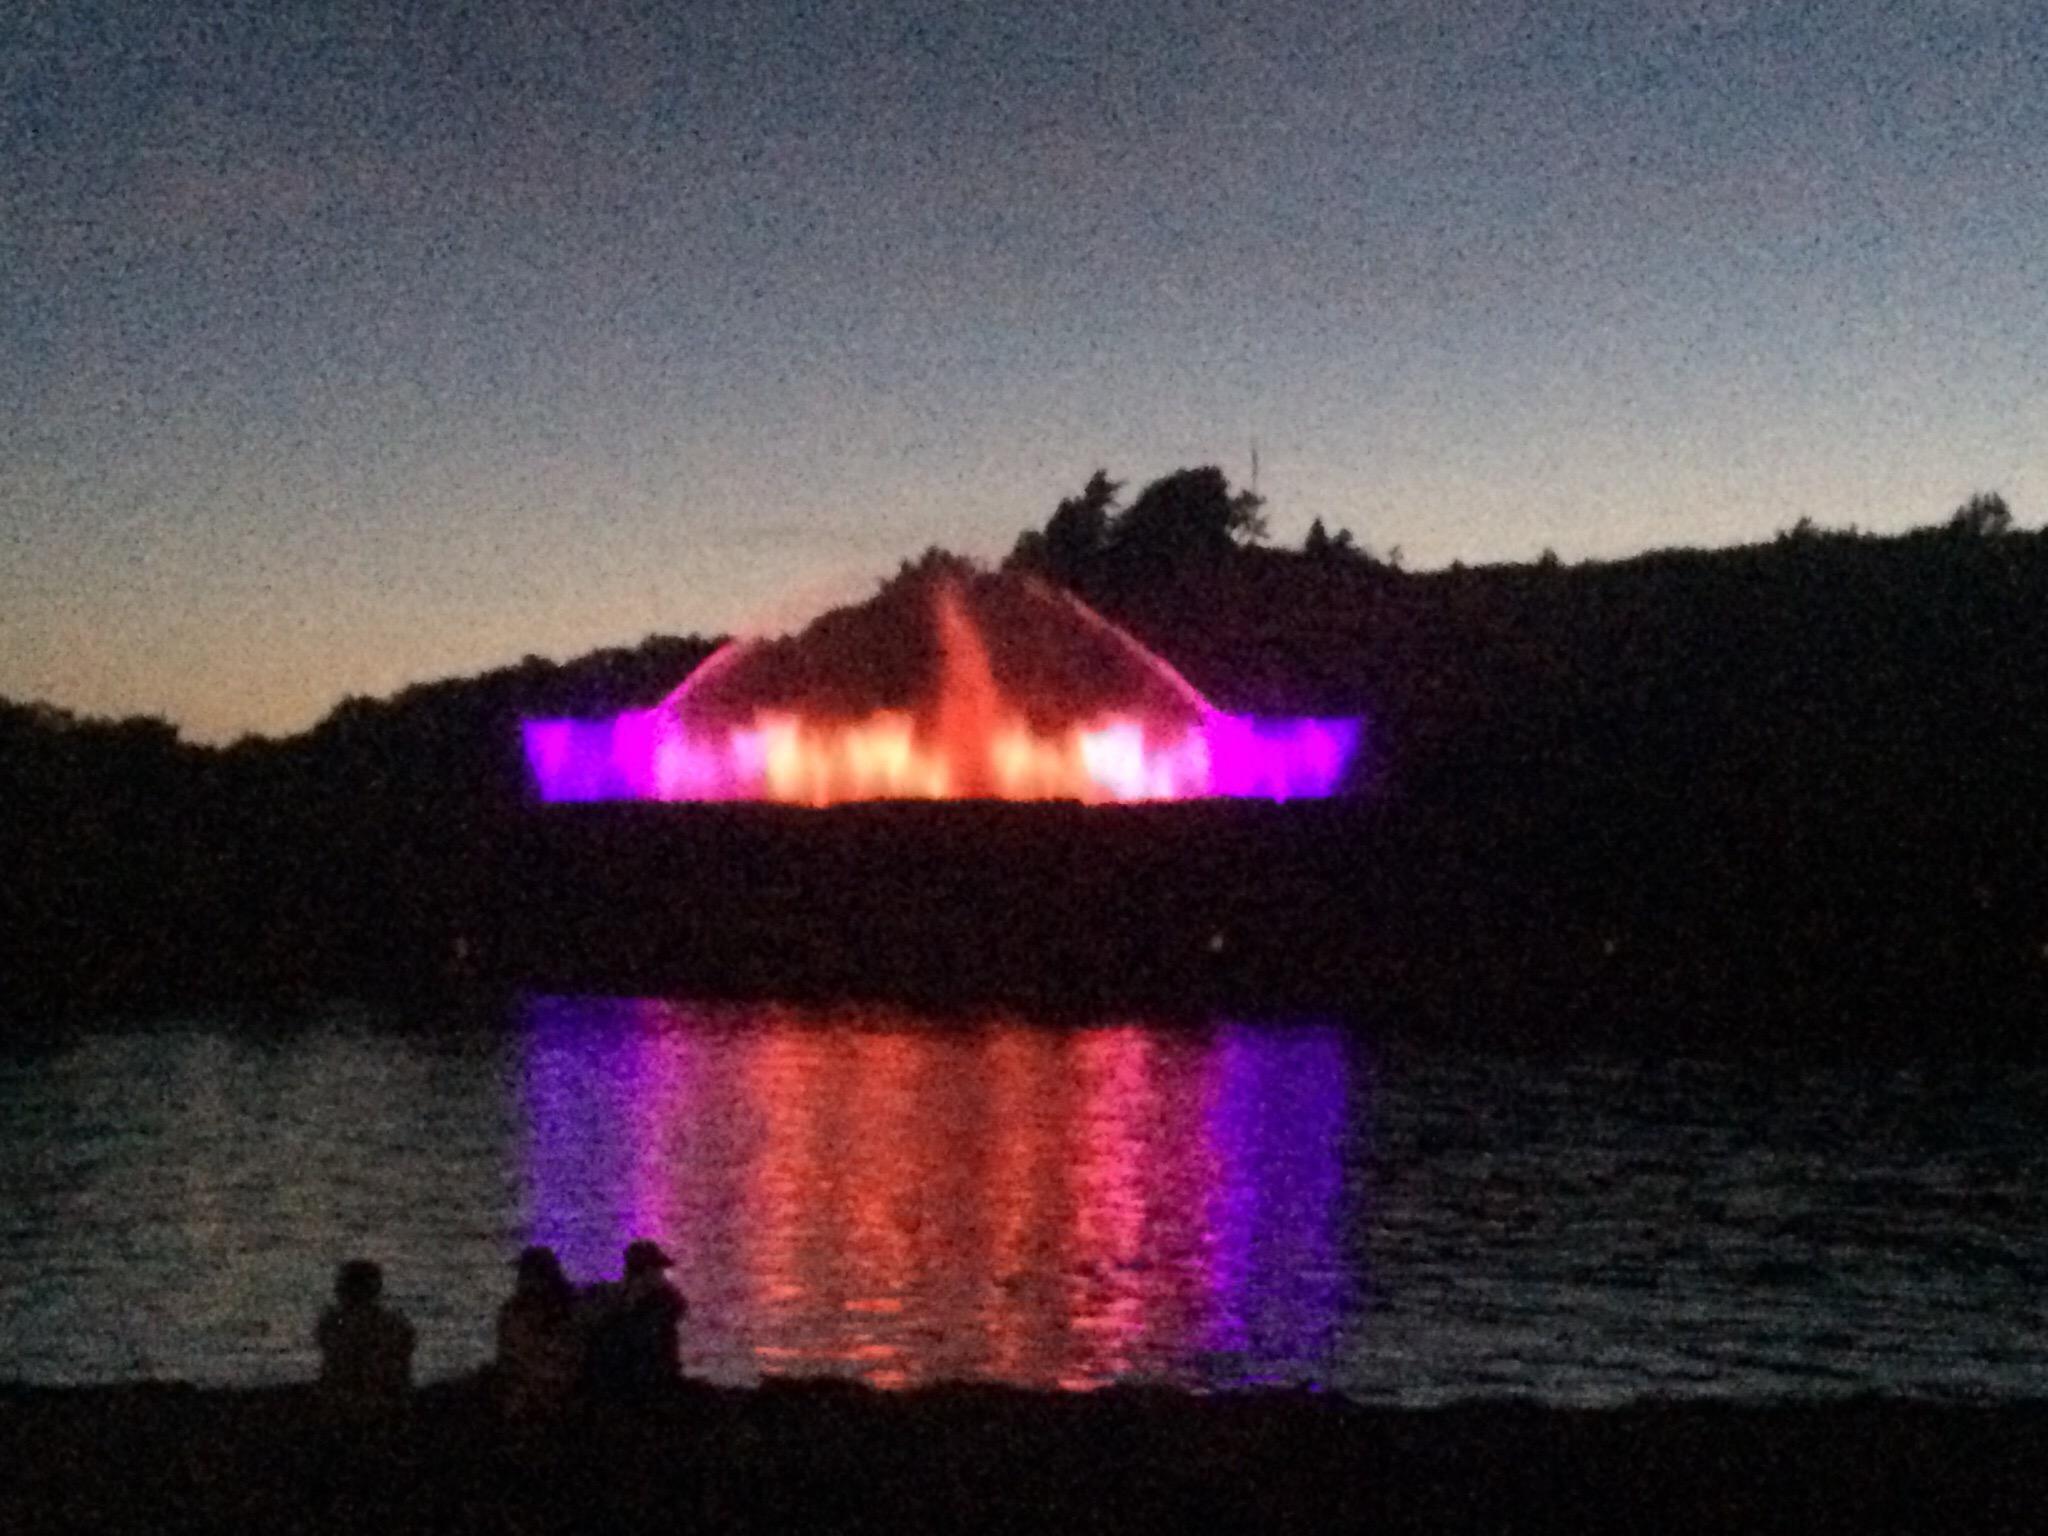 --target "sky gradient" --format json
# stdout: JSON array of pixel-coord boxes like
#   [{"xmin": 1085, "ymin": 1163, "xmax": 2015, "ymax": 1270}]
[{"xmin": 5, "ymin": 0, "xmax": 2043, "ymax": 740}]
